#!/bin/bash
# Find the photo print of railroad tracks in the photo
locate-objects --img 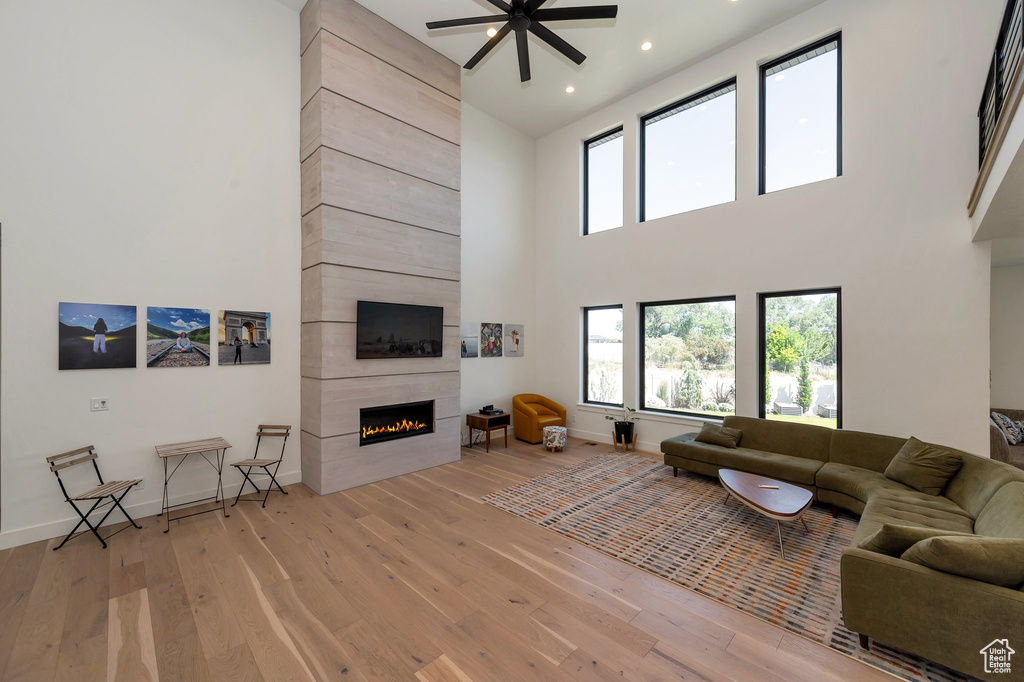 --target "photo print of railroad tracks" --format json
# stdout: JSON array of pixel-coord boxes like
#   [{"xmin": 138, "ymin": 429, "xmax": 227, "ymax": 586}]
[{"xmin": 146, "ymin": 307, "xmax": 211, "ymax": 368}]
